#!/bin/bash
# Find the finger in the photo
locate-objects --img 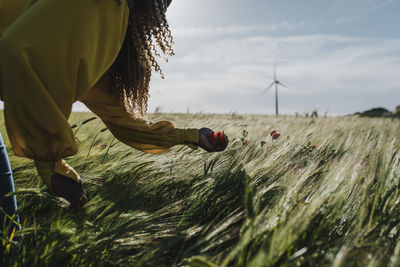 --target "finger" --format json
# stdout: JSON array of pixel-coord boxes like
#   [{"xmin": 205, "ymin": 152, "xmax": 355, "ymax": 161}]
[
  {"xmin": 221, "ymin": 136, "xmax": 229, "ymax": 150},
  {"xmin": 216, "ymin": 141, "xmax": 226, "ymax": 151}
]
